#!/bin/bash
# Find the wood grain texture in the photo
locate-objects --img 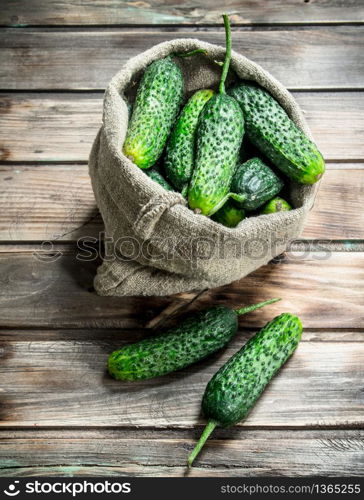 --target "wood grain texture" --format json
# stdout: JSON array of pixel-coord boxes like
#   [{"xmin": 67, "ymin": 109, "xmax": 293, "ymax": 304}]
[
  {"xmin": 0, "ymin": 94, "xmax": 102, "ymax": 162},
  {"xmin": 0, "ymin": 251, "xmax": 362, "ymax": 329},
  {"xmin": 0, "ymin": 92, "xmax": 363, "ymax": 162},
  {"xmin": 1, "ymin": 28, "xmax": 364, "ymax": 90},
  {"xmin": 1, "ymin": 165, "xmax": 363, "ymax": 241},
  {"xmin": 0, "ymin": 165, "xmax": 101, "ymax": 241},
  {"xmin": 1, "ymin": 4, "xmax": 364, "ymax": 477},
  {"xmin": 186, "ymin": 252, "xmax": 364, "ymax": 329},
  {"xmin": 1, "ymin": 1, "xmax": 363, "ymax": 26},
  {"xmin": 0, "ymin": 250, "xmax": 175, "ymax": 329},
  {"xmin": 0, "ymin": 332, "xmax": 363, "ymax": 427},
  {"xmin": 1, "ymin": 429, "xmax": 363, "ymax": 476},
  {"xmin": 302, "ymin": 167, "xmax": 364, "ymax": 239}
]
